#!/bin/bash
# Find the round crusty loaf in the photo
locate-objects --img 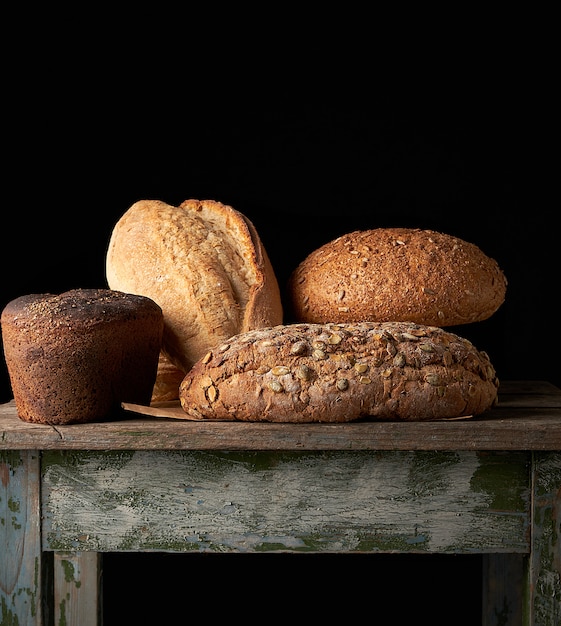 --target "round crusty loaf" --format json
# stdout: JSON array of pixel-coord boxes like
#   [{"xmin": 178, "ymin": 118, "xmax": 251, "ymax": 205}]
[
  {"xmin": 287, "ymin": 228, "xmax": 507, "ymax": 327},
  {"xmin": 1, "ymin": 288, "xmax": 164, "ymax": 425},
  {"xmin": 179, "ymin": 321, "xmax": 499, "ymax": 422},
  {"xmin": 106, "ymin": 199, "xmax": 284, "ymax": 400}
]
